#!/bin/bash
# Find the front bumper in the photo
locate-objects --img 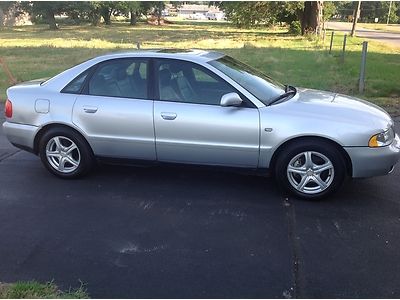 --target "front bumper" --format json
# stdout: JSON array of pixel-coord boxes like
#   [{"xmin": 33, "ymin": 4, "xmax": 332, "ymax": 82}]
[
  {"xmin": 345, "ymin": 133, "xmax": 400, "ymax": 178},
  {"xmin": 2, "ymin": 121, "xmax": 39, "ymax": 152}
]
